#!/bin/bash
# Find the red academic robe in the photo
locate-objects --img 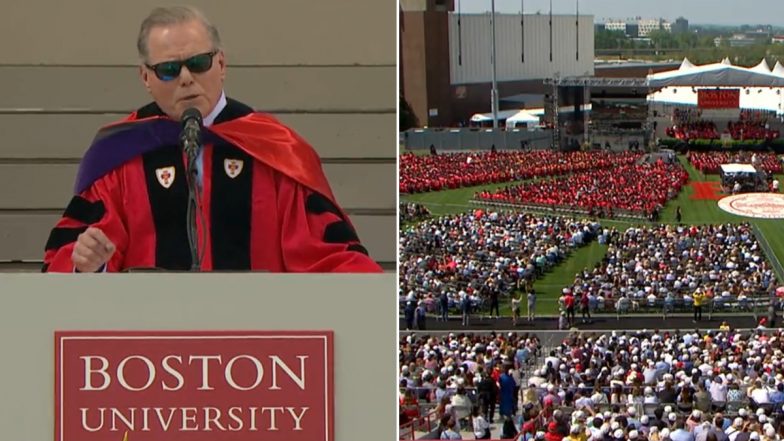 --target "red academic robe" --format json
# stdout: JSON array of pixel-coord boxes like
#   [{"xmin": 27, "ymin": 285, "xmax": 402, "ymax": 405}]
[{"xmin": 43, "ymin": 98, "xmax": 382, "ymax": 273}]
